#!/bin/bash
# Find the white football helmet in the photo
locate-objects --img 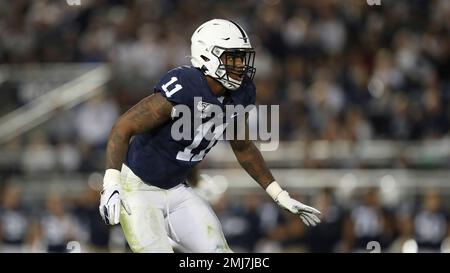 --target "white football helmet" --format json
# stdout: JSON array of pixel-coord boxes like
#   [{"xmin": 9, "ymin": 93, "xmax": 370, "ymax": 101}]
[{"xmin": 190, "ymin": 19, "xmax": 256, "ymax": 90}]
